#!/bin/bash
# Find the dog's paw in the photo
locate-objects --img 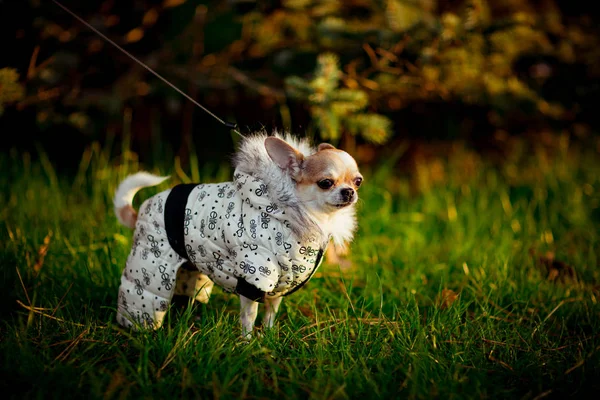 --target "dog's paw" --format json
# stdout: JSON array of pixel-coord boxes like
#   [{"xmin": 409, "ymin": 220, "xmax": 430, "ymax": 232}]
[
  {"xmin": 337, "ymin": 258, "xmax": 354, "ymax": 270},
  {"xmin": 325, "ymin": 243, "xmax": 354, "ymax": 269},
  {"xmin": 236, "ymin": 333, "xmax": 253, "ymax": 346}
]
